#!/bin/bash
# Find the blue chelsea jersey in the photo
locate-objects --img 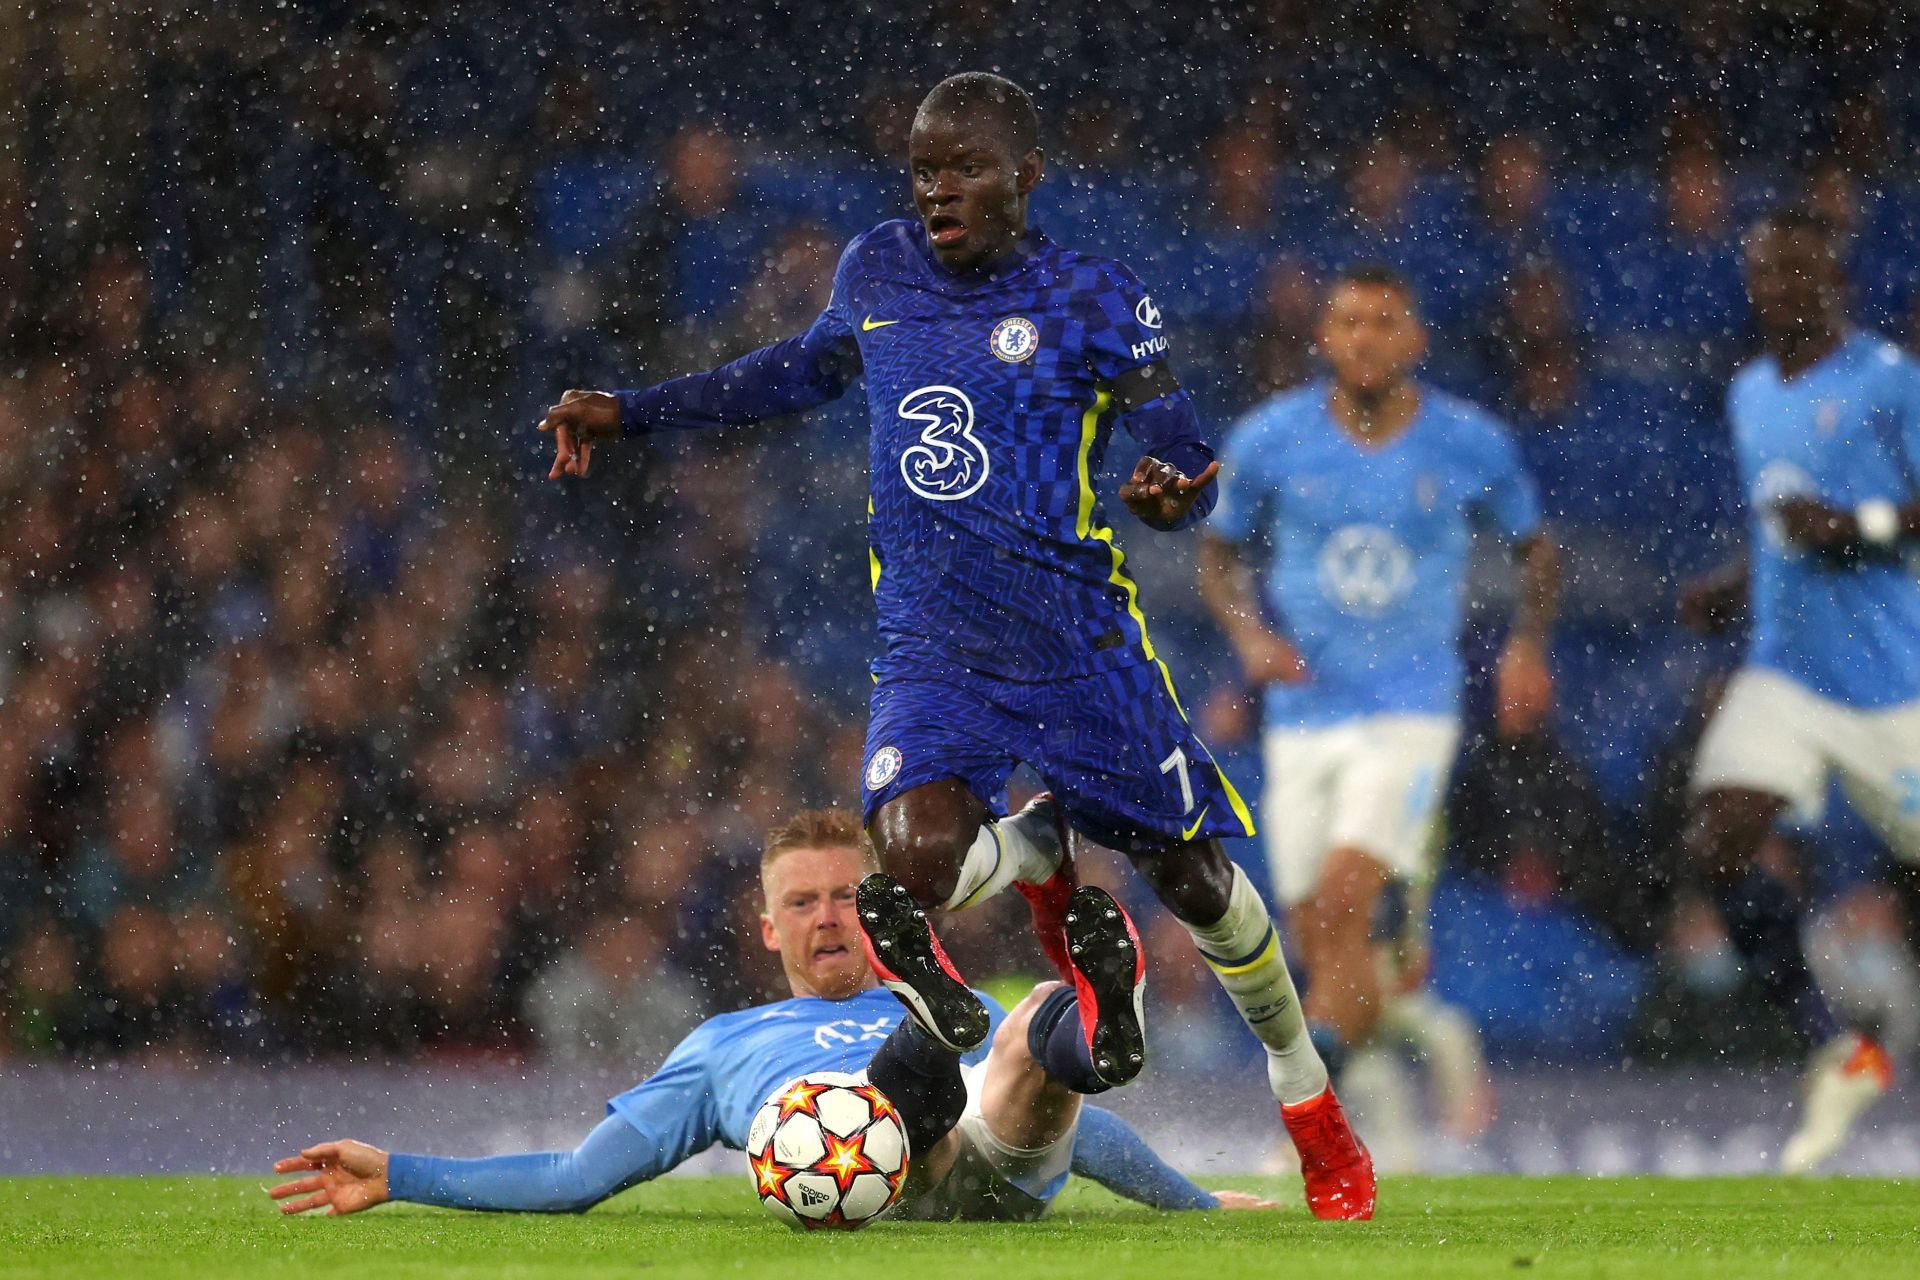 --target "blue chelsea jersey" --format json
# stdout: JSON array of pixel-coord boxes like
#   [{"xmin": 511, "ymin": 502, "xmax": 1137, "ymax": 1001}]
[
  {"xmin": 1729, "ymin": 331, "xmax": 1920, "ymax": 707},
  {"xmin": 804, "ymin": 220, "xmax": 1190, "ymax": 681},
  {"xmin": 1211, "ymin": 381, "xmax": 1542, "ymax": 727},
  {"xmin": 607, "ymin": 986, "xmax": 1003, "ymax": 1167}
]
